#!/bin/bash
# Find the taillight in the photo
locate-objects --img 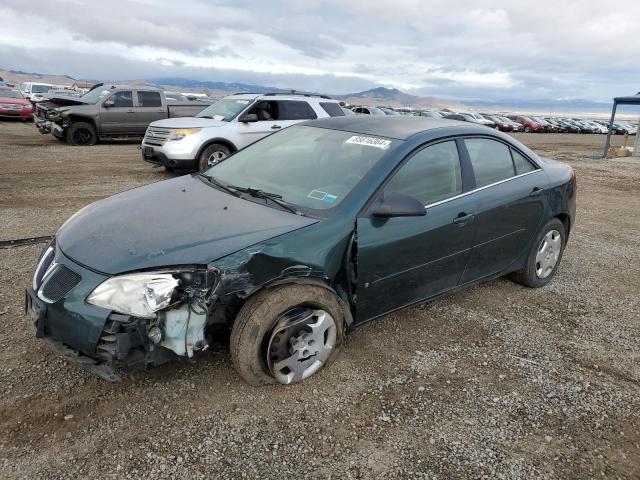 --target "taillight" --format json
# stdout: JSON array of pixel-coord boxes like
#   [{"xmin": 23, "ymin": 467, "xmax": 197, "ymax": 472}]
[{"xmin": 570, "ymin": 168, "xmax": 577, "ymax": 193}]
